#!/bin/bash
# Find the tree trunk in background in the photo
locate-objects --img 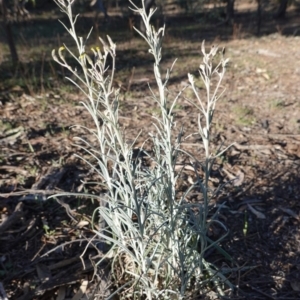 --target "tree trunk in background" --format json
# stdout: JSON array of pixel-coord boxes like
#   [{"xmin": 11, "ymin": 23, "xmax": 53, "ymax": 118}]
[
  {"xmin": 4, "ymin": 23, "xmax": 19, "ymax": 64},
  {"xmin": 274, "ymin": 0, "xmax": 288, "ymax": 18},
  {"xmin": 256, "ymin": 0, "xmax": 262, "ymax": 35},
  {"xmin": 226, "ymin": 0, "xmax": 235, "ymax": 24},
  {"xmin": 0, "ymin": 0, "xmax": 19, "ymax": 65}
]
